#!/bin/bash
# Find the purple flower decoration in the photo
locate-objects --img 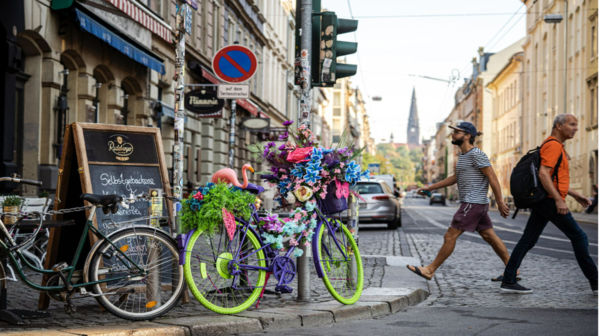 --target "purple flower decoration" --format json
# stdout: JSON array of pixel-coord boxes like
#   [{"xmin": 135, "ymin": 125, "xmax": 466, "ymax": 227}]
[
  {"xmin": 268, "ymin": 142, "xmax": 276, "ymax": 148},
  {"xmin": 278, "ymin": 143, "xmax": 286, "ymax": 150},
  {"xmin": 278, "ymin": 131, "xmax": 289, "ymax": 141},
  {"xmin": 283, "ymin": 120, "xmax": 294, "ymax": 126},
  {"xmin": 327, "ymin": 160, "xmax": 340, "ymax": 170}
]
